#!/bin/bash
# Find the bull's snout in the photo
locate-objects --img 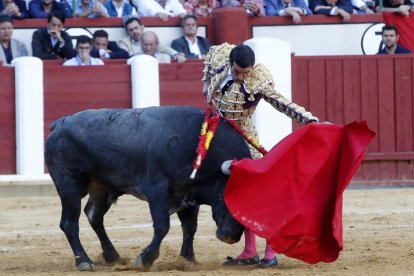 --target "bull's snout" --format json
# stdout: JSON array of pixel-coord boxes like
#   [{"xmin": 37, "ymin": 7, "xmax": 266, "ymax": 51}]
[
  {"xmin": 216, "ymin": 233, "xmax": 239, "ymax": 244},
  {"xmin": 216, "ymin": 227, "xmax": 243, "ymax": 244}
]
